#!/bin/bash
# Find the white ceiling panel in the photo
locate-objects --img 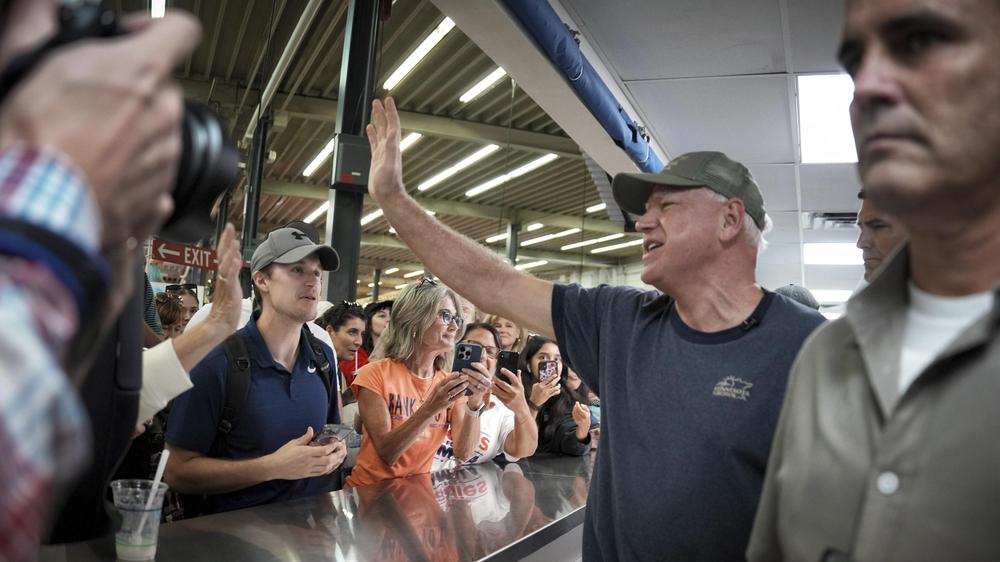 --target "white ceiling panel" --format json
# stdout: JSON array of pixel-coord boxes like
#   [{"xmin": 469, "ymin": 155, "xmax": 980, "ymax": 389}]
[
  {"xmin": 787, "ymin": 0, "xmax": 846, "ymax": 73},
  {"xmin": 563, "ymin": 0, "xmax": 786, "ymax": 80},
  {"xmin": 766, "ymin": 211, "xmax": 803, "ymax": 244},
  {"xmin": 799, "ymin": 163, "xmax": 861, "ymax": 211},
  {"xmin": 628, "ymin": 75, "xmax": 795, "ymax": 163},
  {"xmin": 804, "ymin": 264, "xmax": 864, "ymax": 290},
  {"xmin": 802, "ymin": 227, "xmax": 859, "ymax": 244},
  {"xmin": 758, "ymin": 242, "xmax": 802, "ymax": 265},
  {"xmin": 757, "ymin": 263, "xmax": 804, "ymax": 290},
  {"xmin": 748, "ymin": 164, "xmax": 797, "ymax": 211}
]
